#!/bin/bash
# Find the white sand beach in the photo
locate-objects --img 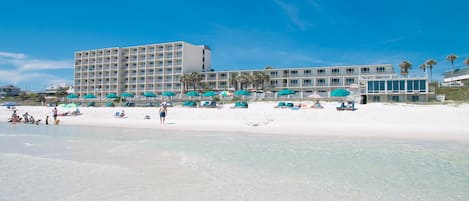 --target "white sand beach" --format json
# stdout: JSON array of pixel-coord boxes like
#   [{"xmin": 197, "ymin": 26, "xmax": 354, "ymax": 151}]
[{"xmin": 2, "ymin": 102, "xmax": 469, "ymax": 141}]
